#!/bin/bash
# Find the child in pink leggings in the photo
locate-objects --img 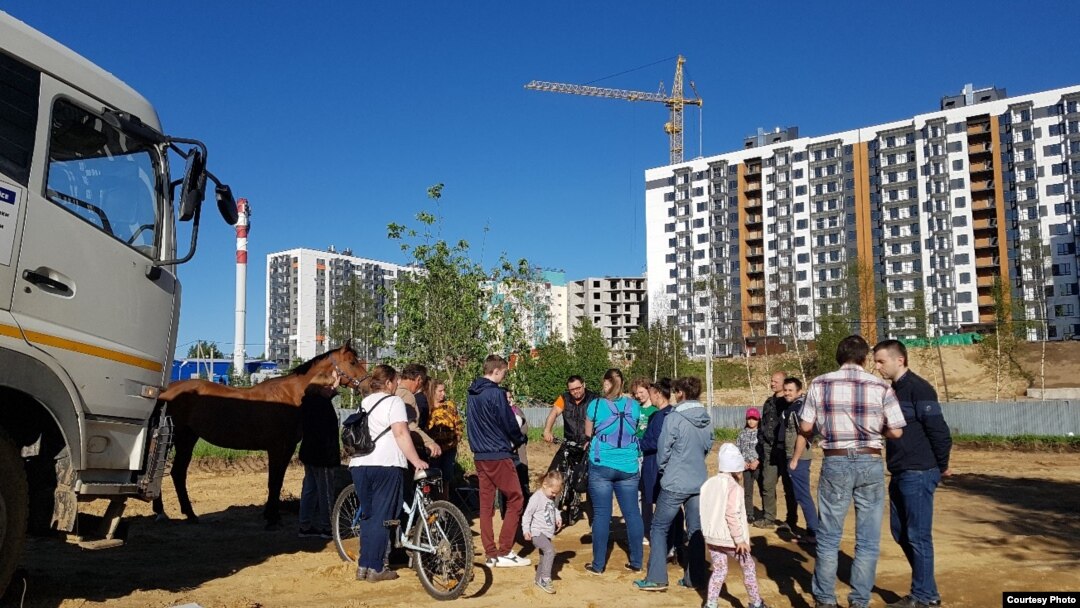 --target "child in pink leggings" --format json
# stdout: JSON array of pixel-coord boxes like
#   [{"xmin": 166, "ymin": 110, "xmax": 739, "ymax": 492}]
[{"xmin": 700, "ymin": 443, "xmax": 769, "ymax": 608}]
